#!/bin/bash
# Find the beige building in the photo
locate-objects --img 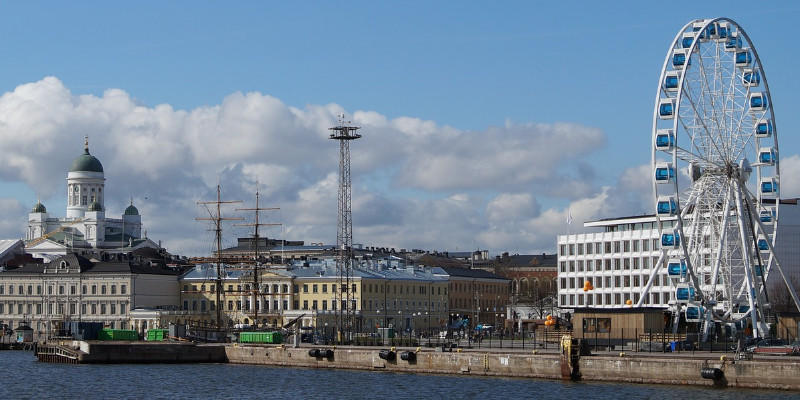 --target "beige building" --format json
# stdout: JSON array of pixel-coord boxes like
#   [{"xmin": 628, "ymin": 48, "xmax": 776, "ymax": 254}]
[
  {"xmin": 0, "ymin": 253, "xmax": 180, "ymax": 336},
  {"xmin": 179, "ymin": 263, "xmax": 296, "ymax": 329},
  {"xmin": 176, "ymin": 259, "xmax": 450, "ymax": 338}
]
